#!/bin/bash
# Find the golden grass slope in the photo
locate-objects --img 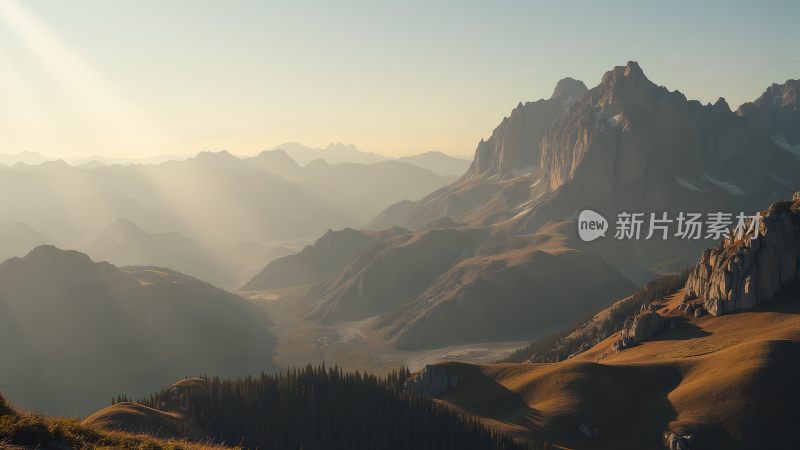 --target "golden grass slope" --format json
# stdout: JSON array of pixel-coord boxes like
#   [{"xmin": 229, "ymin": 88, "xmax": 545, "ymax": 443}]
[
  {"xmin": 435, "ymin": 285, "xmax": 800, "ymax": 450},
  {"xmin": 0, "ymin": 393, "xmax": 232, "ymax": 450}
]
